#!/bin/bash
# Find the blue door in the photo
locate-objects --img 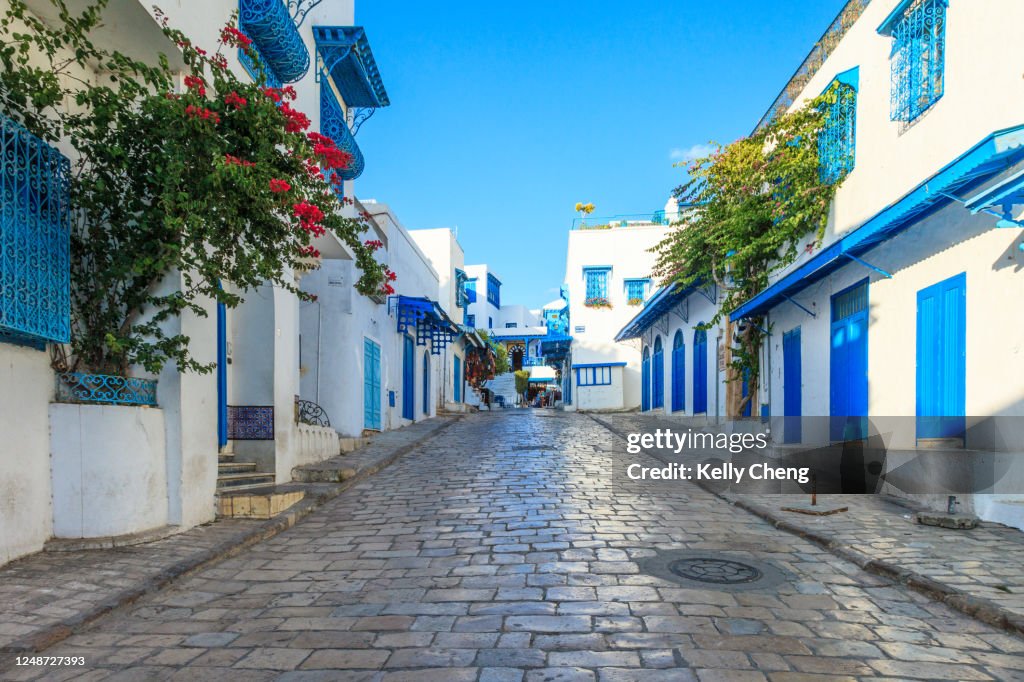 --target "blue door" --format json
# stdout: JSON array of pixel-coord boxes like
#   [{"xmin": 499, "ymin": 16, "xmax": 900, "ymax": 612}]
[
  {"xmin": 422, "ymin": 352, "xmax": 430, "ymax": 415},
  {"xmin": 652, "ymin": 337, "xmax": 665, "ymax": 409},
  {"xmin": 830, "ymin": 281, "xmax": 868, "ymax": 441},
  {"xmin": 693, "ymin": 328, "xmax": 708, "ymax": 414},
  {"xmin": 641, "ymin": 347, "xmax": 651, "ymax": 412},
  {"xmin": 216, "ymin": 300, "xmax": 228, "ymax": 449},
  {"xmin": 783, "ymin": 327, "xmax": 802, "ymax": 443},
  {"xmin": 454, "ymin": 356, "xmax": 462, "ymax": 402},
  {"xmin": 363, "ymin": 338, "xmax": 381, "ymax": 430},
  {"xmin": 741, "ymin": 369, "xmax": 753, "ymax": 417},
  {"xmin": 917, "ymin": 273, "xmax": 966, "ymax": 440},
  {"xmin": 671, "ymin": 331, "xmax": 685, "ymax": 412},
  {"xmin": 402, "ymin": 335, "xmax": 414, "ymax": 420}
]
